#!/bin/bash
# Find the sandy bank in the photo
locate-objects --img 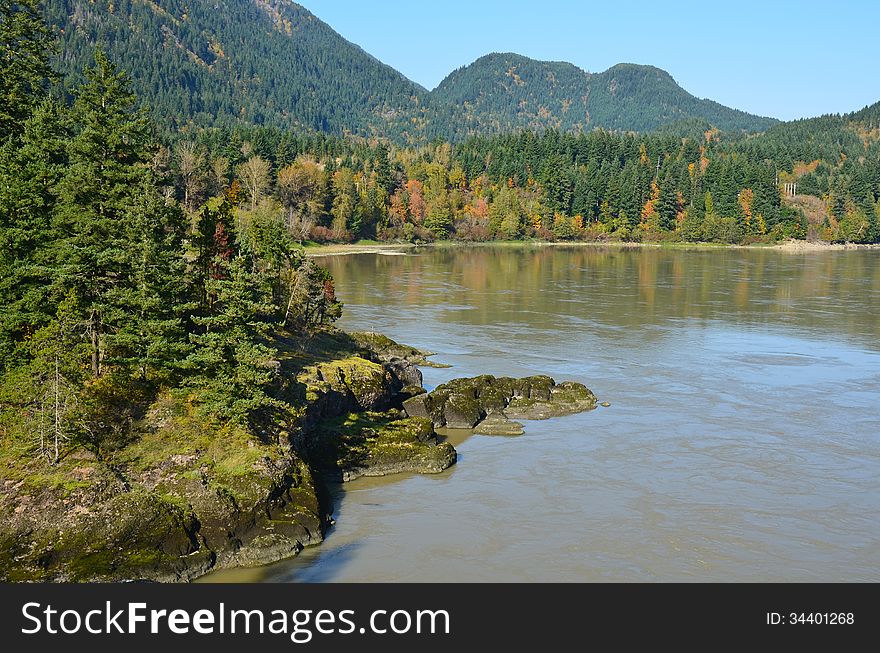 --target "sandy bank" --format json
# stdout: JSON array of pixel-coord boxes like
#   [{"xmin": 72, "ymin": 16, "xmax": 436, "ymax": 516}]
[{"xmin": 306, "ymin": 239, "xmax": 880, "ymax": 257}]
